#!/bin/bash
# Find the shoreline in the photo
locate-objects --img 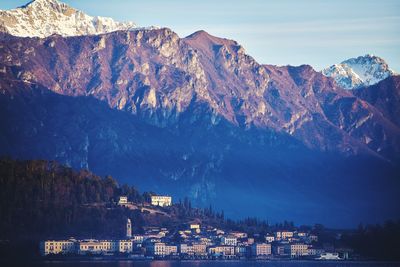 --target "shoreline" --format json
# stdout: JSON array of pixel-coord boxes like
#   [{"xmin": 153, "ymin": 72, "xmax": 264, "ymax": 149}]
[{"xmin": 2, "ymin": 257, "xmax": 399, "ymax": 263}]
